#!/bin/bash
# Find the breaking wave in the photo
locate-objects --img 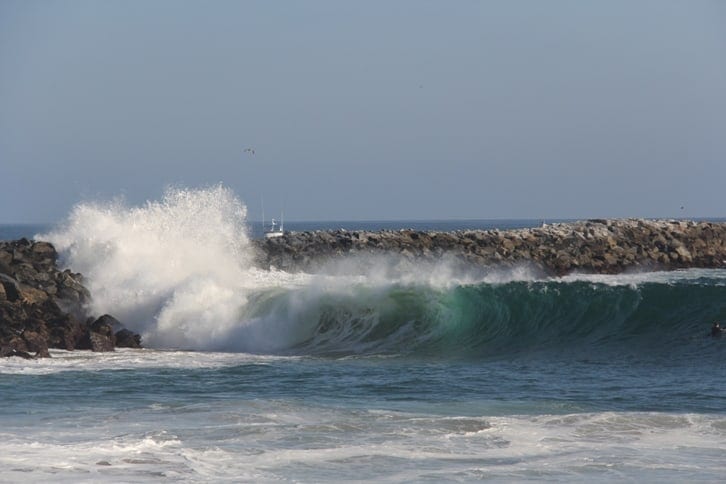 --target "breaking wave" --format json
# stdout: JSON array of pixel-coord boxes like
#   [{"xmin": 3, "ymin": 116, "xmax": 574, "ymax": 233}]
[{"xmin": 41, "ymin": 186, "xmax": 726, "ymax": 357}]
